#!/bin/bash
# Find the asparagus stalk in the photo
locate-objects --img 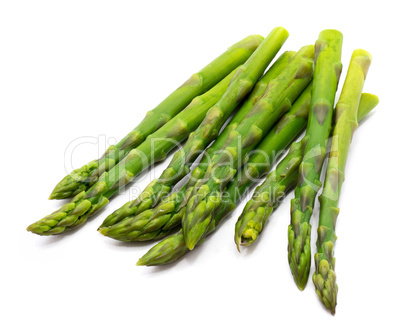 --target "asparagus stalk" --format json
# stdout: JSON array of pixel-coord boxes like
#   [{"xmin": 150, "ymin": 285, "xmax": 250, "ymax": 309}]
[
  {"xmin": 182, "ymin": 45, "xmax": 314, "ymax": 250},
  {"xmin": 136, "ymin": 82, "xmax": 315, "ymax": 266},
  {"xmin": 288, "ymin": 30, "xmax": 343, "ymax": 290},
  {"xmin": 27, "ymin": 28, "xmax": 289, "ymax": 236},
  {"xmin": 313, "ymin": 50, "xmax": 372, "ymax": 315},
  {"xmin": 49, "ymin": 35, "xmax": 264, "ymax": 200},
  {"xmin": 137, "ymin": 92, "xmax": 378, "ymax": 266},
  {"xmin": 234, "ymin": 92, "xmax": 377, "ymax": 250},
  {"xmin": 98, "ymin": 51, "xmax": 296, "ymax": 241}
]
